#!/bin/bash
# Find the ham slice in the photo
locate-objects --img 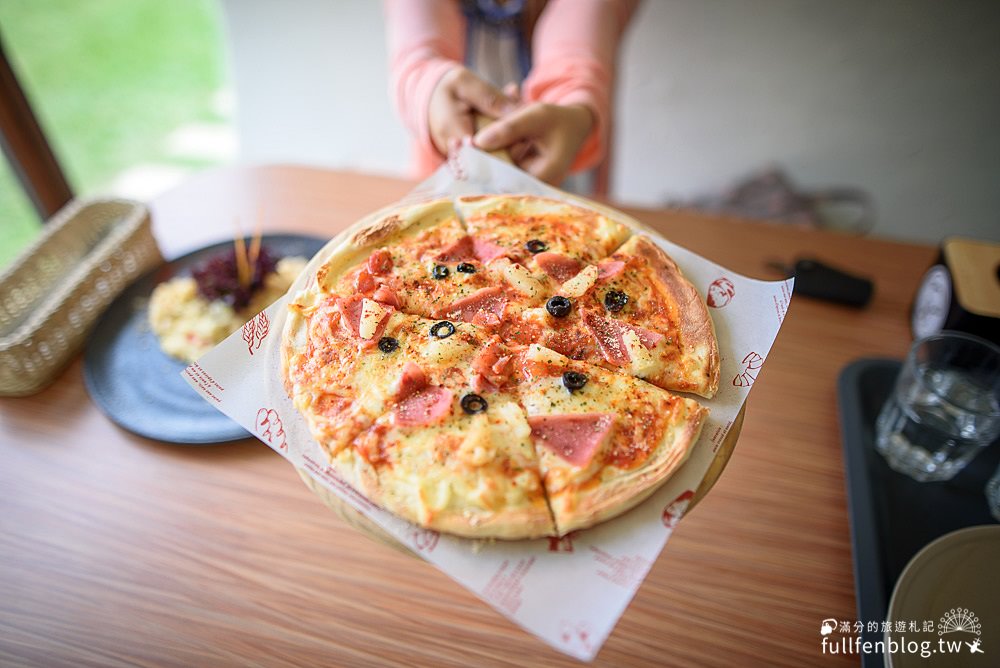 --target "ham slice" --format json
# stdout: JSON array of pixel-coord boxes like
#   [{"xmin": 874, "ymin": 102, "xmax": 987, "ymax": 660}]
[
  {"xmin": 471, "ymin": 374, "xmax": 498, "ymax": 394},
  {"xmin": 367, "ymin": 248, "xmax": 393, "ymax": 275},
  {"xmin": 471, "ymin": 337, "xmax": 513, "ymax": 390},
  {"xmin": 392, "ymin": 362, "xmax": 453, "ymax": 426},
  {"xmin": 395, "ymin": 362, "xmax": 427, "ymax": 398},
  {"xmin": 435, "ymin": 235, "xmax": 508, "ymax": 264},
  {"xmin": 441, "ymin": 287, "xmax": 507, "ymax": 324},
  {"xmin": 395, "ymin": 386, "xmax": 454, "ymax": 427},
  {"xmin": 372, "ymin": 285, "xmax": 401, "ymax": 308},
  {"xmin": 626, "ymin": 324, "xmax": 665, "ymax": 350},
  {"xmin": 436, "ymin": 236, "xmax": 475, "ymax": 262},
  {"xmin": 472, "ymin": 237, "xmax": 507, "ymax": 263},
  {"xmin": 597, "ymin": 260, "xmax": 626, "ymax": 280},
  {"xmin": 354, "ymin": 267, "xmax": 376, "ymax": 293},
  {"xmin": 527, "ymin": 413, "xmax": 615, "ymax": 467},
  {"xmin": 337, "ymin": 295, "xmax": 391, "ymax": 341},
  {"xmin": 534, "ymin": 252, "xmax": 582, "ymax": 283},
  {"xmin": 583, "ymin": 312, "xmax": 664, "ymax": 366},
  {"xmin": 314, "ymin": 393, "xmax": 351, "ymax": 418}
]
